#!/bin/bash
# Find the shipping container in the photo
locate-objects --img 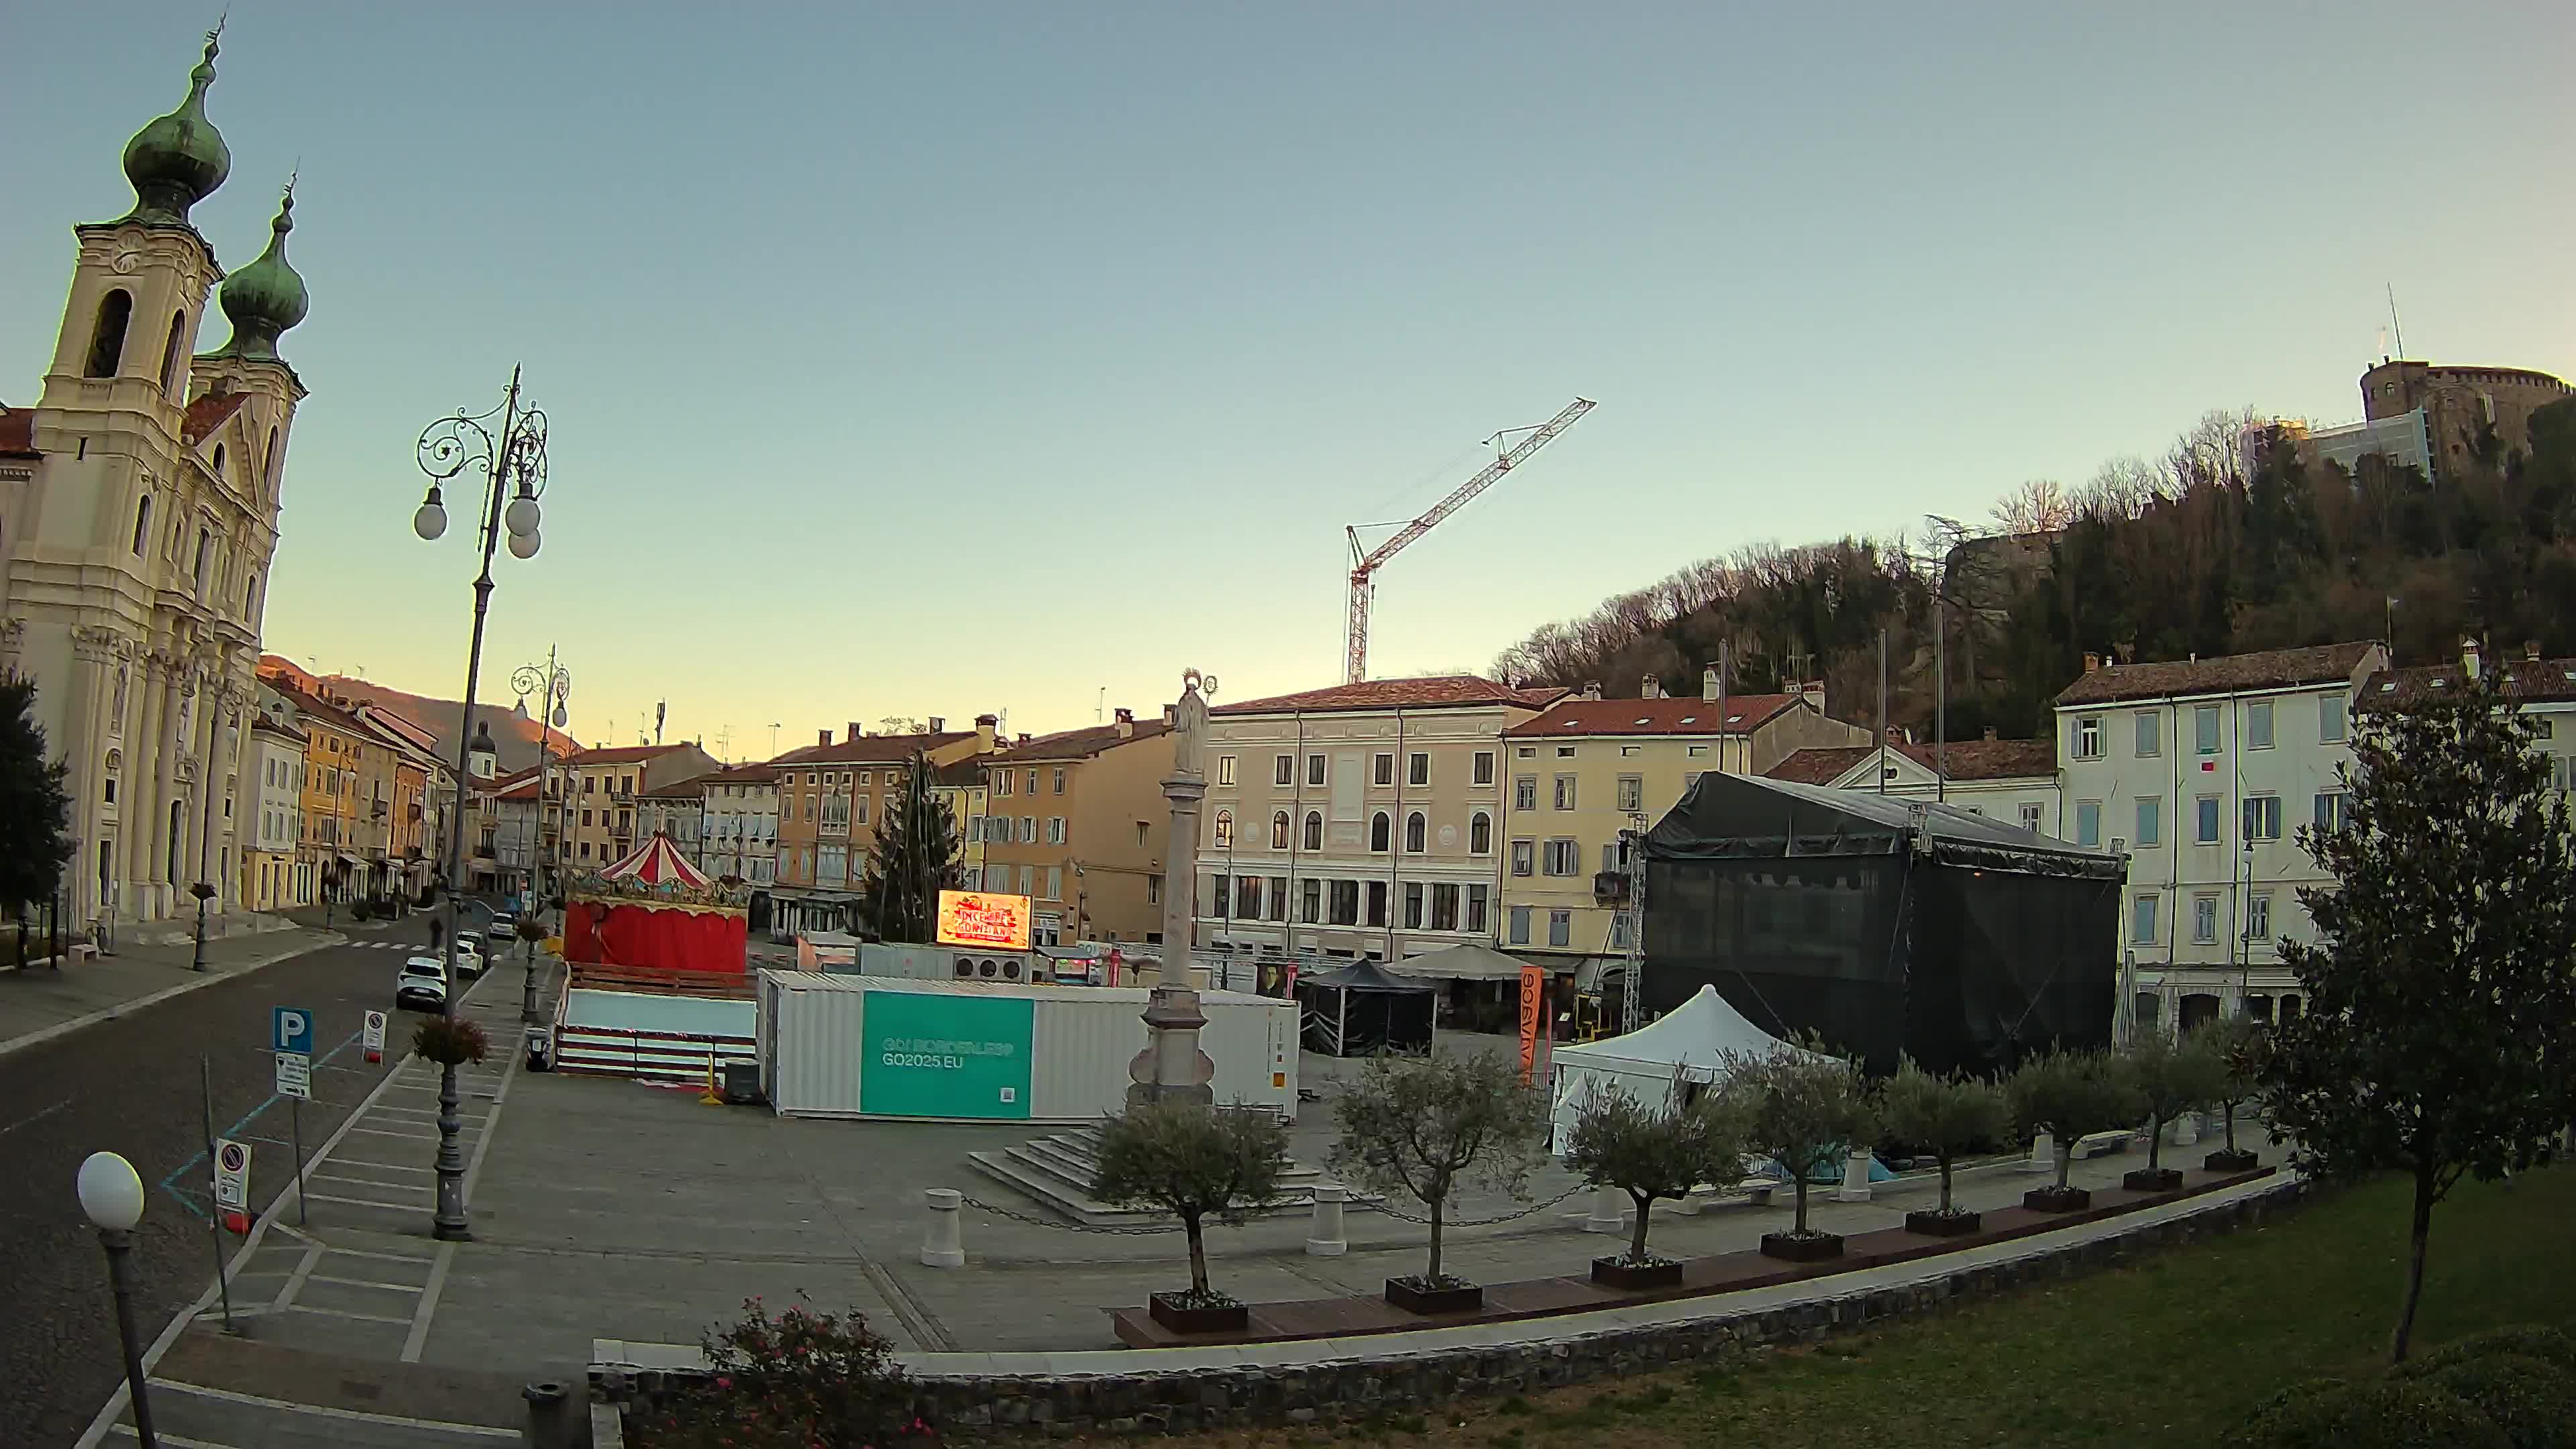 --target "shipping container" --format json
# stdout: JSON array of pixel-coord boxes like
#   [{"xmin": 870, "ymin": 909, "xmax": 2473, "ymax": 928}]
[{"xmin": 757, "ymin": 971, "xmax": 1297, "ymax": 1122}]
